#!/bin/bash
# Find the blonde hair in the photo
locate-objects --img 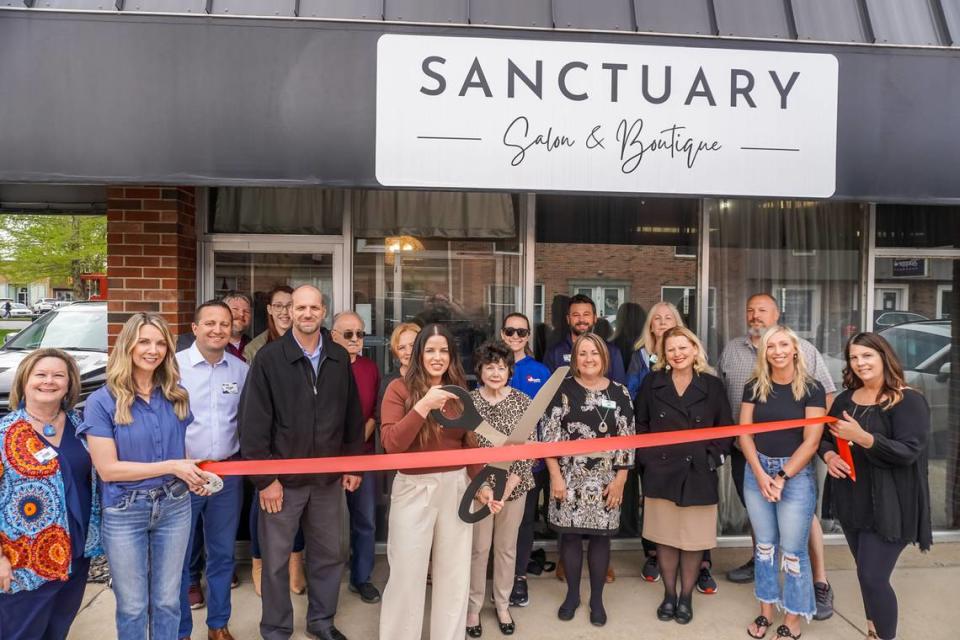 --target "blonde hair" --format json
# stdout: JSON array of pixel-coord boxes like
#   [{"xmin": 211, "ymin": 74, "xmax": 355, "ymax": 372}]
[
  {"xmin": 653, "ymin": 326, "xmax": 713, "ymax": 374},
  {"xmin": 389, "ymin": 322, "xmax": 422, "ymax": 359},
  {"xmin": 634, "ymin": 301, "xmax": 686, "ymax": 354},
  {"xmin": 570, "ymin": 333, "xmax": 610, "ymax": 379},
  {"xmin": 107, "ymin": 313, "xmax": 190, "ymax": 425},
  {"xmin": 9, "ymin": 348, "xmax": 81, "ymax": 411},
  {"xmin": 749, "ymin": 325, "xmax": 815, "ymax": 403}
]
